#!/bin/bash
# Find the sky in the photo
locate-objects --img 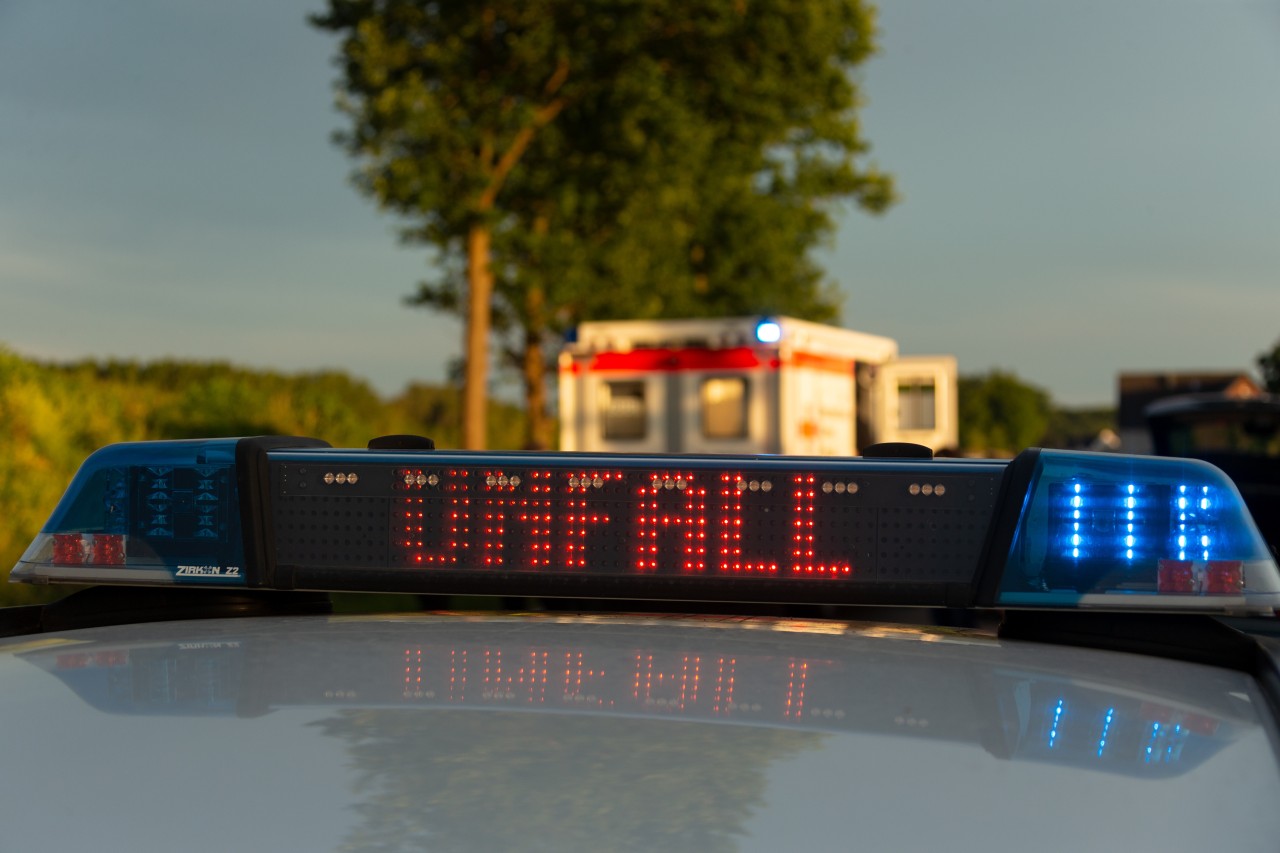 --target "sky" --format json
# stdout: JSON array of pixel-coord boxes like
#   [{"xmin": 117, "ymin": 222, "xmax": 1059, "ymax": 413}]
[{"xmin": 1, "ymin": 0, "xmax": 1278, "ymax": 407}]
